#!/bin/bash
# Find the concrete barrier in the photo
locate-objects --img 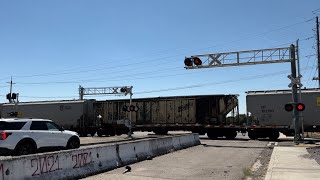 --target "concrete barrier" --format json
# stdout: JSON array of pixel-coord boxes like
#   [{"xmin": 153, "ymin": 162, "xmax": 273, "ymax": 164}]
[{"xmin": 0, "ymin": 133, "xmax": 200, "ymax": 180}]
